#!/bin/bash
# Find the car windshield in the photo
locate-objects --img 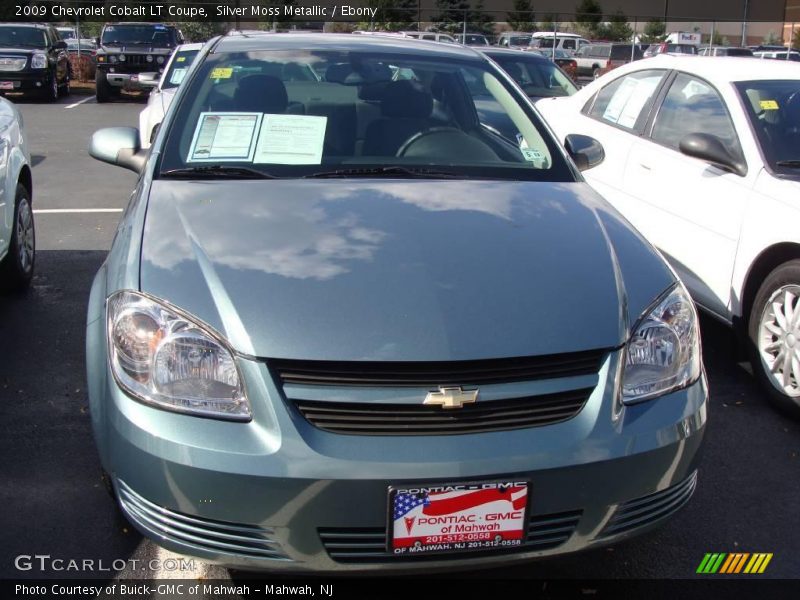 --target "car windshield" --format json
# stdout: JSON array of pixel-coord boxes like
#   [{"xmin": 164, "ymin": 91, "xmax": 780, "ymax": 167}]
[
  {"xmin": 490, "ymin": 54, "xmax": 577, "ymax": 97},
  {"xmin": 158, "ymin": 48, "xmax": 571, "ymax": 181},
  {"xmin": 0, "ymin": 27, "xmax": 47, "ymax": 49},
  {"xmin": 101, "ymin": 25, "xmax": 175, "ymax": 46},
  {"xmin": 507, "ymin": 36, "xmax": 531, "ymax": 46},
  {"xmin": 162, "ymin": 49, "xmax": 200, "ymax": 90},
  {"xmin": 735, "ymin": 80, "xmax": 800, "ymax": 177}
]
